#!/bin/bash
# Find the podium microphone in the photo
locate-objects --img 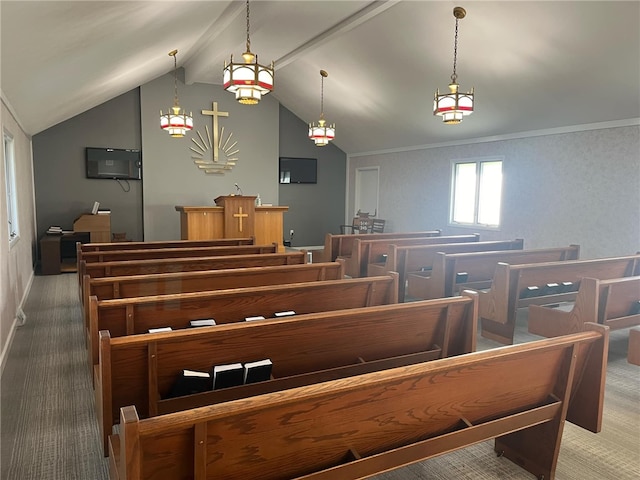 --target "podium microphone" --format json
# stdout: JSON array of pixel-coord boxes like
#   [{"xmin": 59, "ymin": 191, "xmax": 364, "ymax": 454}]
[{"xmin": 234, "ymin": 183, "xmax": 243, "ymax": 195}]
